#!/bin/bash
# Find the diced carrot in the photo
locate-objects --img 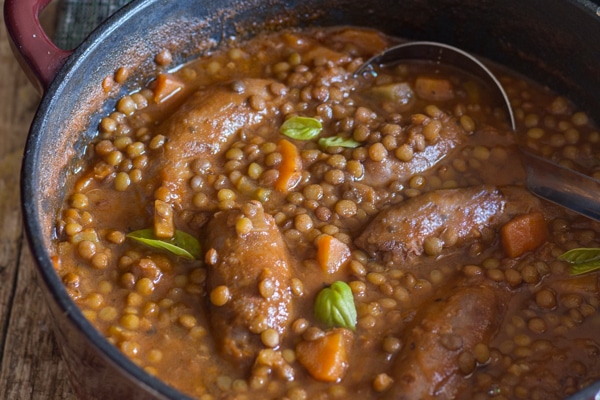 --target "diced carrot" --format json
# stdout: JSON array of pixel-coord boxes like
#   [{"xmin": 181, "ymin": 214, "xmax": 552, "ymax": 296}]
[
  {"xmin": 153, "ymin": 73, "xmax": 184, "ymax": 103},
  {"xmin": 296, "ymin": 328, "xmax": 353, "ymax": 382},
  {"xmin": 501, "ymin": 212, "xmax": 548, "ymax": 258},
  {"xmin": 275, "ymin": 139, "xmax": 302, "ymax": 193},
  {"xmin": 316, "ymin": 234, "xmax": 351, "ymax": 274},
  {"xmin": 414, "ymin": 76, "xmax": 454, "ymax": 102},
  {"xmin": 51, "ymin": 255, "xmax": 61, "ymax": 271}
]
